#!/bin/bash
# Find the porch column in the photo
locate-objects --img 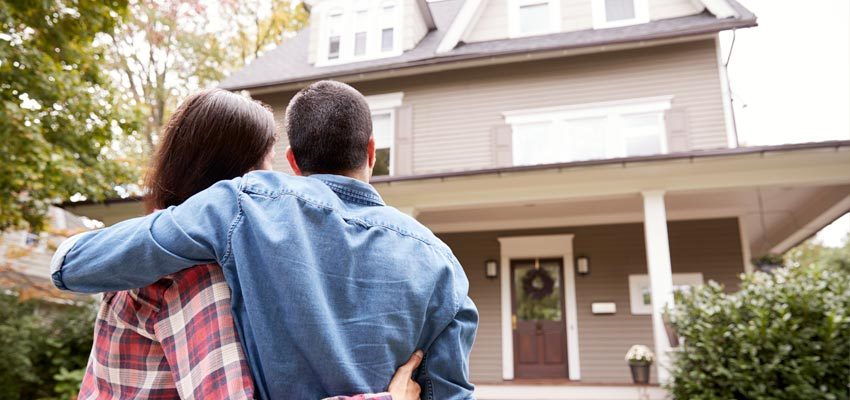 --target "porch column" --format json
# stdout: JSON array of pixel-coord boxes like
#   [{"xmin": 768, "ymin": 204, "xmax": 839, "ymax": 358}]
[{"xmin": 641, "ymin": 190, "xmax": 674, "ymax": 383}]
